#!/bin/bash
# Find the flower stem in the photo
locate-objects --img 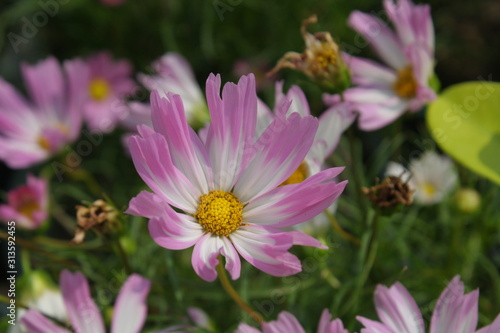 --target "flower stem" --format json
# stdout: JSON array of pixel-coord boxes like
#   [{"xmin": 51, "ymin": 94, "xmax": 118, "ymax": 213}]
[
  {"xmin": 216, "ymin": 258, "xmax": 263, "ymax": 324},
  {"xmin": 324, "ymin": 210, "xmax": 360, "ymax": 246},
  {"xmin": 113, "ymin": 237, "xmax": 132, "ymax": 275}
]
